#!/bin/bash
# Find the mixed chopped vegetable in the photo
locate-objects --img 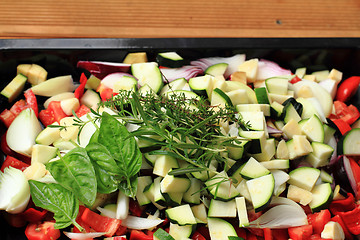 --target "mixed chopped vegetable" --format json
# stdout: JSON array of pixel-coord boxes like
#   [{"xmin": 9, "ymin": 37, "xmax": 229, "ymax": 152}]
[{"xmin": 1, "ymin": 51, "xmax": 360, "ymax": 240}]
